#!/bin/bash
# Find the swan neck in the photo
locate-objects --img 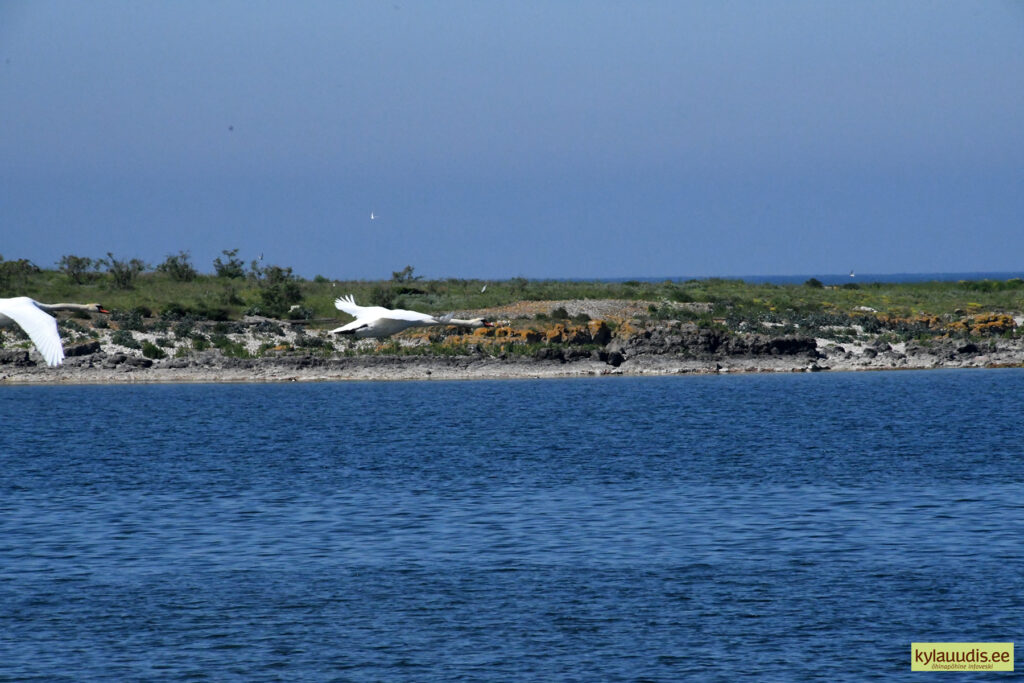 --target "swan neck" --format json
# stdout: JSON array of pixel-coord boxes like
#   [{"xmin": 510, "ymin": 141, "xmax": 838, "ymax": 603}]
[{"xmin": 38, "ymin": 303, "xmax": 92, "ymax": 312}]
